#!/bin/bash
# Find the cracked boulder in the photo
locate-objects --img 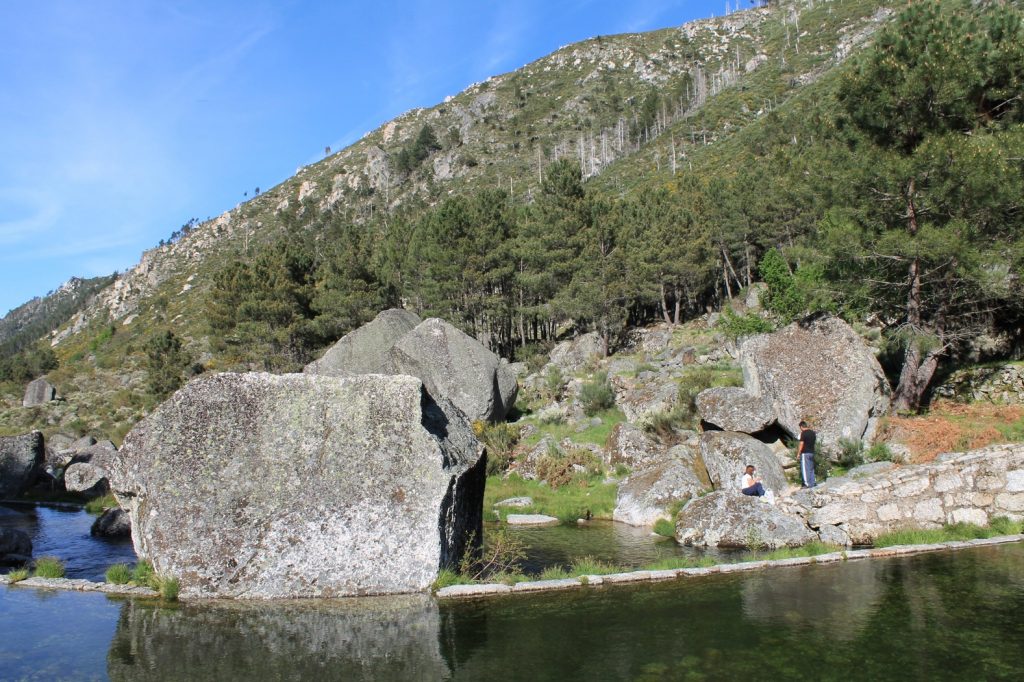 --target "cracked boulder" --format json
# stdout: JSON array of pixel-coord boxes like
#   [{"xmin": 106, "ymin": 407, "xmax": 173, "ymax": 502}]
[{"xmin": 107, "ymin": 372, "xmax": 485, "ymax": 599}]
